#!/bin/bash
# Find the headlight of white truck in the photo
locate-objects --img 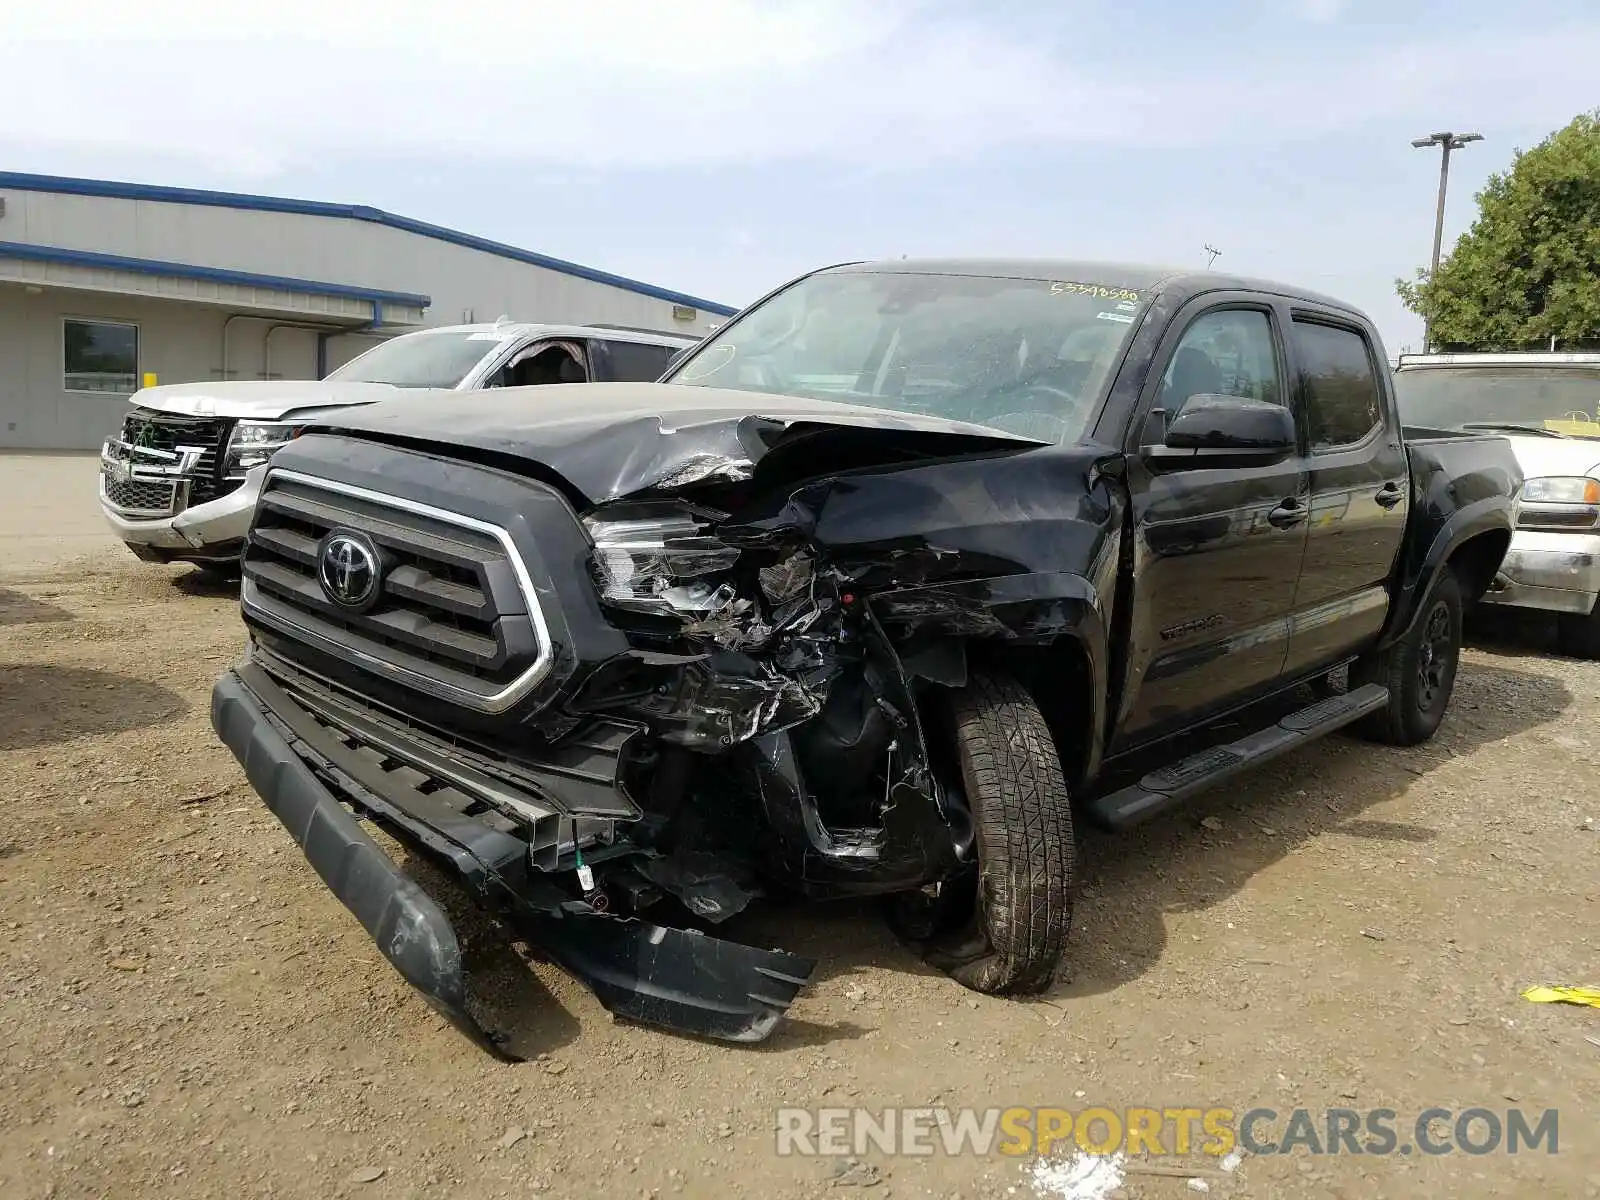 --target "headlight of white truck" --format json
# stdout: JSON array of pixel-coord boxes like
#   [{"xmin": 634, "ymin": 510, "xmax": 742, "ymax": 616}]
[
  {"xmin": 1517, "ymin": 476, "xmax": 1600, "ymax": 530},
  {"xmin": 1520, "ymin": 476, "xmax": 1600, "ymax": 504},
  {"xmin": 225, "ymin": 420, "xmax": 306, "ymax": 475}
]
